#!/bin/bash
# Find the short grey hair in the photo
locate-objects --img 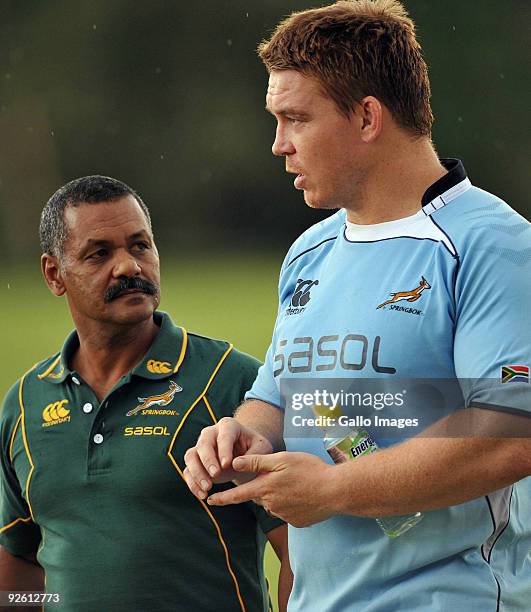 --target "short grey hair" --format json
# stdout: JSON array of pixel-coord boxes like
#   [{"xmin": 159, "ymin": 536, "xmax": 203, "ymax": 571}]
[{"xmin": 40, "ymin": 175, "xmax": 152, "ymax": 258}]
